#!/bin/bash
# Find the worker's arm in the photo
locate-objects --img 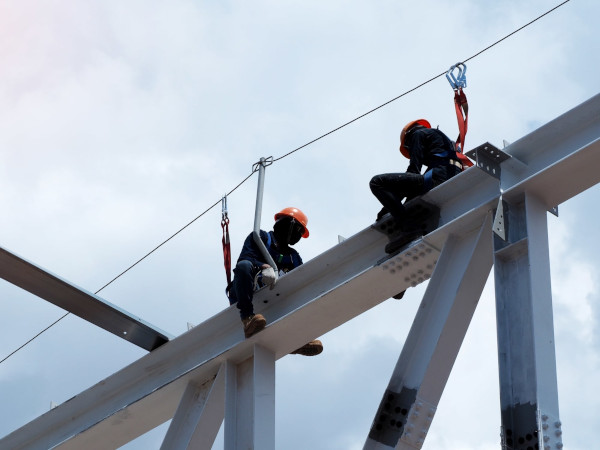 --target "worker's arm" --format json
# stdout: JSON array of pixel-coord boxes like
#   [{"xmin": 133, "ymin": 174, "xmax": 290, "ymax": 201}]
[
  {"xmin": 405, "ymin": 130, "xmax": 426, "ymax": 174},
  {"xmin": 237, "ymin": 231, "xmax": 270, "ymax": 269}
]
